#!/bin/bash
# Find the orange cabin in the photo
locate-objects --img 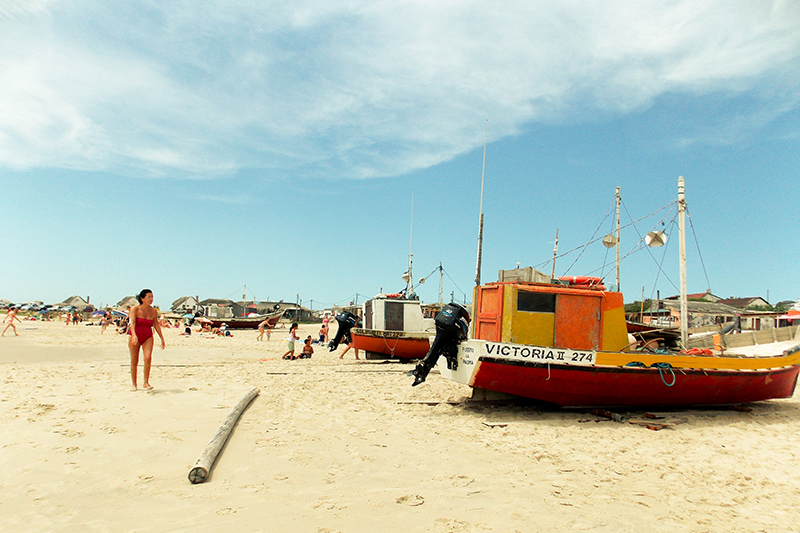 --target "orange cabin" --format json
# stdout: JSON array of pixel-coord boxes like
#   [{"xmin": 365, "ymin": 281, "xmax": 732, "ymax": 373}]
[{"xmin": 471, "ymin": 282, "xmax": 629, "ymax": 352}]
